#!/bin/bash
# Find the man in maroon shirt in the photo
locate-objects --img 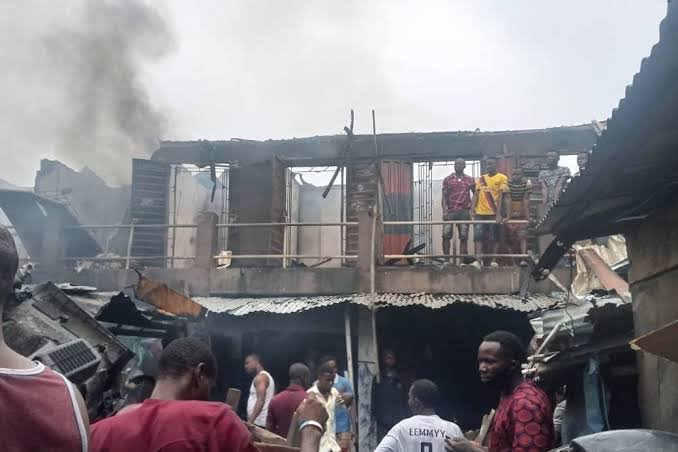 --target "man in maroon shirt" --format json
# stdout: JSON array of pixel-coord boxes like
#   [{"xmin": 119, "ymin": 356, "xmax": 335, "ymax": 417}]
[
  {"xmin": 91, "ymin": 337, "xmax": 258, "ymax": 452},
  {"xmin": 442, "ymin": 158, "xmax": 476, "ymax": 263},
  {"xmin": 0, "ymin": 226, "xmax": 90, "ymax": 452},
  {"xmin": 446, "ymin": 331, "xmax": 554, "ymax": 452},
  {"xmin": 92, "ymin": 338, "xmax": 327, "ymax": 452},
  {"xmin": 267, "ymin": 362, "xmax": 311, "ymax": 436}
]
